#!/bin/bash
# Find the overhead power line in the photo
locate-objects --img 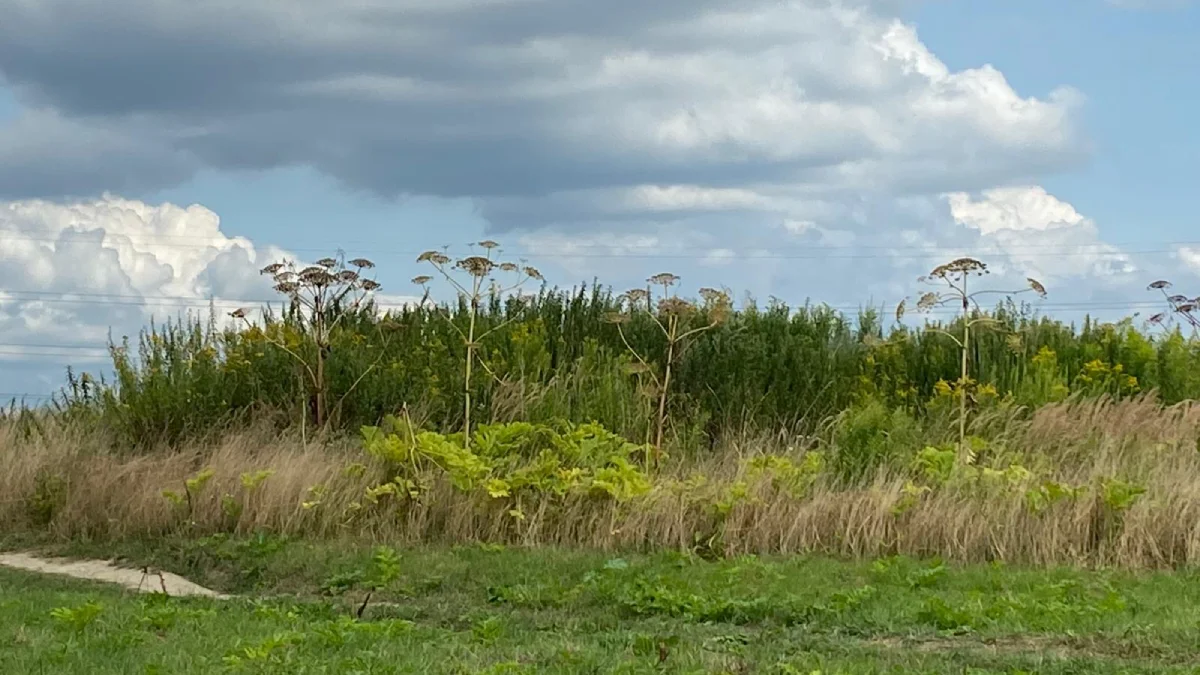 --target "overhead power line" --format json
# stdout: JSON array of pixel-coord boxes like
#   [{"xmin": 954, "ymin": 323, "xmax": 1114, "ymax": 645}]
[{"xmin": 1, "ymin": 230, "xmax": 1199, "ymax": 259}]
